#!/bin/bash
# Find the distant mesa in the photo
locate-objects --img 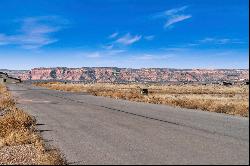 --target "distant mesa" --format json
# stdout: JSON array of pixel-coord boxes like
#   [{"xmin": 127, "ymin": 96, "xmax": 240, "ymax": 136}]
[{"xmin": 0, "ymin": 67, "xmax": 249, "ymax": 84}]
